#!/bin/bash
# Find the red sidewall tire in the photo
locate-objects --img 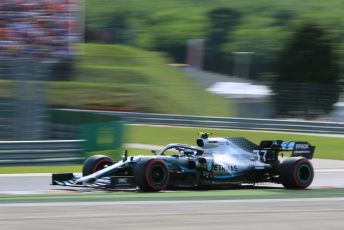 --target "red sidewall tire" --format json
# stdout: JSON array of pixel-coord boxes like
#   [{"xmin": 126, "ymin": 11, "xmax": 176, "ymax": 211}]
[
  {"xmin": 82, "ymin": 155, "xmax": 113, "ymax": 176},
  {"xmin": 135, "ymin": 158, "xmax": 170, "ymax": 192}
]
